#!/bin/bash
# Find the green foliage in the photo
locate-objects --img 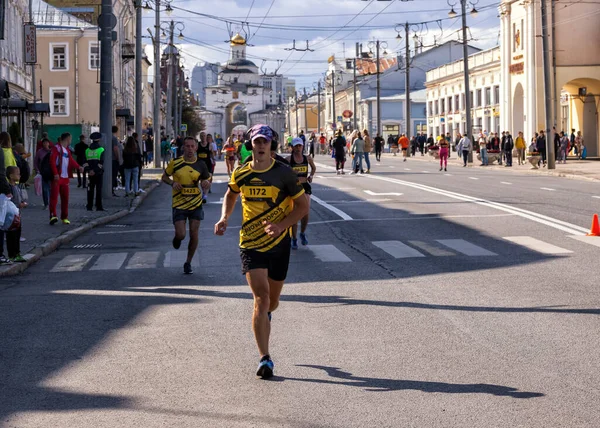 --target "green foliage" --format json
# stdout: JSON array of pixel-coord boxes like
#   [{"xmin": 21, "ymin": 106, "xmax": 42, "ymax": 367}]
[{"xmin": 181, "ymin": 103, "xmax": 205, "ymax": 138}]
